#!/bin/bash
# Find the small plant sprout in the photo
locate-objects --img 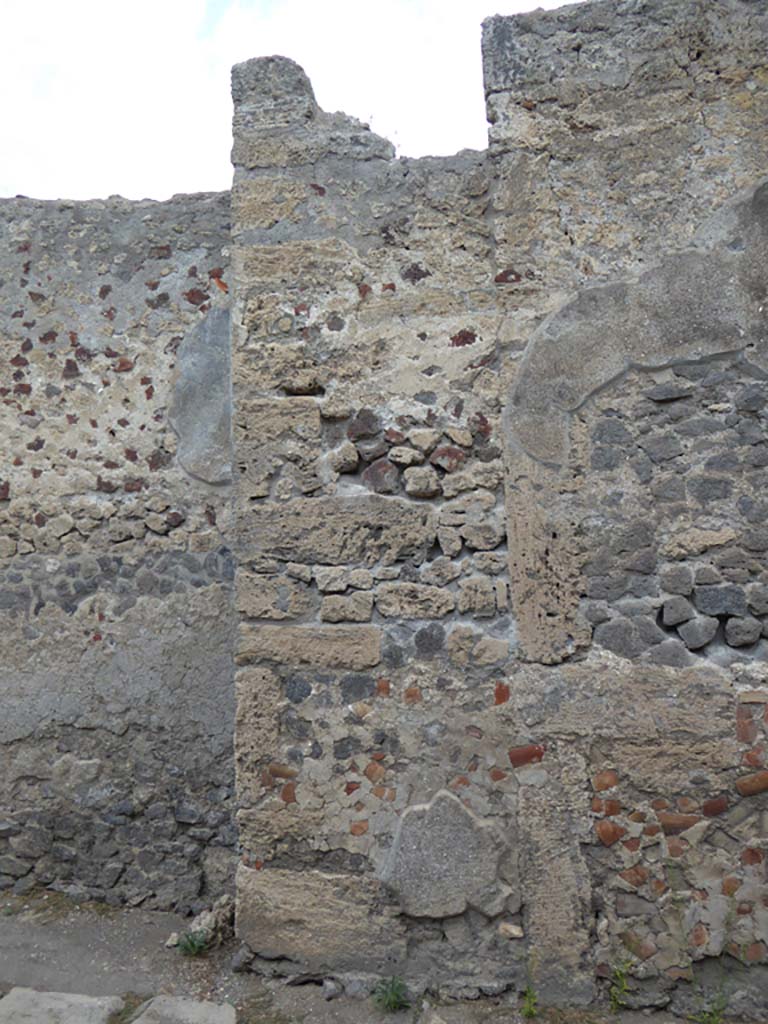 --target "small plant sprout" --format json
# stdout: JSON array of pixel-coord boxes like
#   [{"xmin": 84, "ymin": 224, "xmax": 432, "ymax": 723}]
[
  {"xmin": 609, "ymin": 960, "xmax": 632, "ymax": 1013},
  {"xmin": 521, "ymin": 984, "xmax": 538, "ymax": 1018},
  {"xmin": 372, "ymin": 976, "xmax": 410, "ymax": 1012},
  {"xmin": 178, "ymin": 929, "xmax": 210, "ymax": 957},
  {"xmin": 688, "ymin": 988, "xmax": 728, "ymax": 1024}
]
